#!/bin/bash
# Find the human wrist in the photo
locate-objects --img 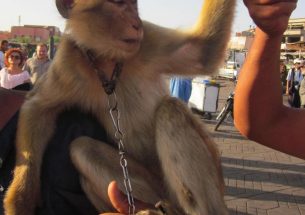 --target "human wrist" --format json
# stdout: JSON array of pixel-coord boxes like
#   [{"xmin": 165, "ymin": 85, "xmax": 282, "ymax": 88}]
[{"xmin": 255, "ymin": 27, "xmax": 283, "ymax": 43}]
